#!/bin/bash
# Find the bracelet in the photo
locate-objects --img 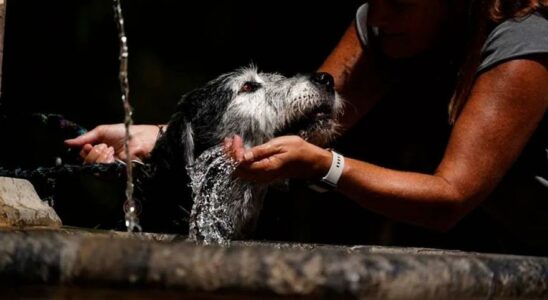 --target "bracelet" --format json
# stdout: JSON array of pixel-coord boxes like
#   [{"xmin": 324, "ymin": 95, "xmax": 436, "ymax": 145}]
[
  {"xmin": 323, "ymin": 150, "xmax": 344, "ymax": 185},
  {"xmin": 308, "ymin": 150, "xmax": 345, "ymax": 193}
]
